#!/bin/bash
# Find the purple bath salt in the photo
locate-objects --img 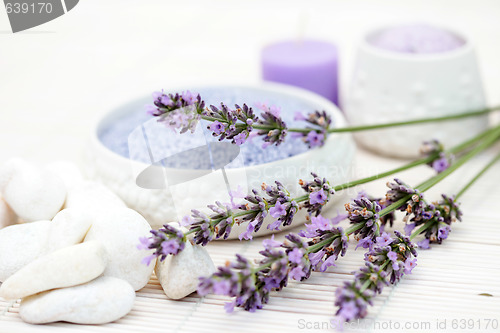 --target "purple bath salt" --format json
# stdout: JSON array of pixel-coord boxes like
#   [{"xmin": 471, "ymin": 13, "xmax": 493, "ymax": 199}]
[{"xmin": 369, "ymin": 24, "xmax": 465, "ymax": 54}]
